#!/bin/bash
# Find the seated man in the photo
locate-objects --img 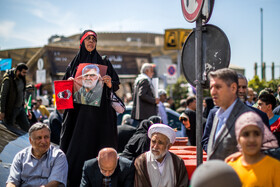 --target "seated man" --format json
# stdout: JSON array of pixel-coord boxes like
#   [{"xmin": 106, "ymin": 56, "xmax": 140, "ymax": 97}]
[
  {"xmin": 6, "ymin": 122, "xmax": 68, "ymax": 187},
  {"xmin": 134, "ymin": 124, "xmax": 188, "ymax": 187},
  {"xmin": 80, "ymin": 147, "xmax": 135, "ymax": 187}
]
